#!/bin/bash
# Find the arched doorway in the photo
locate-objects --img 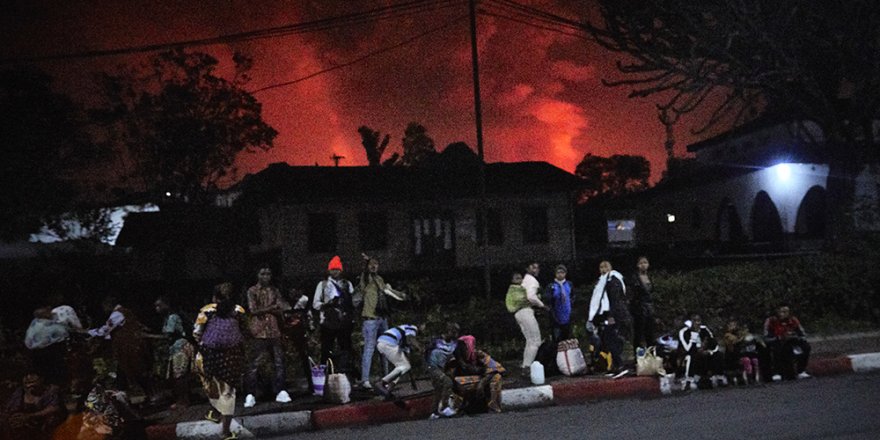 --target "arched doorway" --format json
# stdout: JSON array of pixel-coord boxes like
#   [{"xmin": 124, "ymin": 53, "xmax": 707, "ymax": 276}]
[
  {"xmin": 795, "ymin": 185, "xmax": 826, "ymax": 239},
  {"xmin": 751, "ymin": 191, "xmax": 784, "ymax": 242},
  {"xmin": 716, "ymin": 197, "xmax": 745, "ymax": 243}
]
